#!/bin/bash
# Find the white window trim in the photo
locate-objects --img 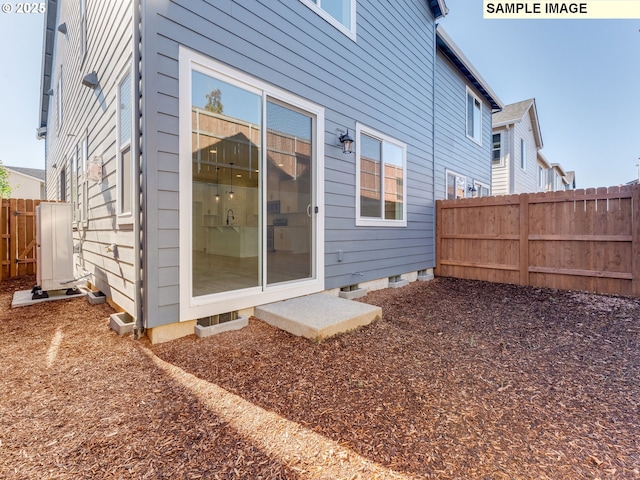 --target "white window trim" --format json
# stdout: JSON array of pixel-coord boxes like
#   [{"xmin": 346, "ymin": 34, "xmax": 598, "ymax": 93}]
[
  {"xmin": 466, "ymin": 87, "xmax": 482, "ymax": 146},
  {"xmin": 178, "ymin": 46, "xmax": 325, "ymax": 323},
  {"xmin": 78, "ymin": 135, "xmax": 88, "ymax": 227},
  {"xmin": 56, "ymin": 67, "xmax": 63, "ymax": 132},
  {"xmin": 520, "ymin": 138, "xmax": 527, "ymax": 171},
  {"xmin": 298, "ymin": 0, "xmax": 356, "ymax": 41},
  {"xmin": 445, "ymin": 169, "xmax": 467, "ymax": 200},
  {"xmin": 355, "ymin": 123, "xmax": 407, "ymax": 227},
  {"xmin": 492, "ymin": 132, "xmax": 503, "ymax": 166},
  {"xmin": 80, "ymin": 0, "xmax": 87, "ymax": 61},
  {"xmin": 116, "ymin": 64, "xmax": 134, "ymax": 225},
  {"xmin": 473, "ymin": 180, "xmax": 490, "ymax": 197}
]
